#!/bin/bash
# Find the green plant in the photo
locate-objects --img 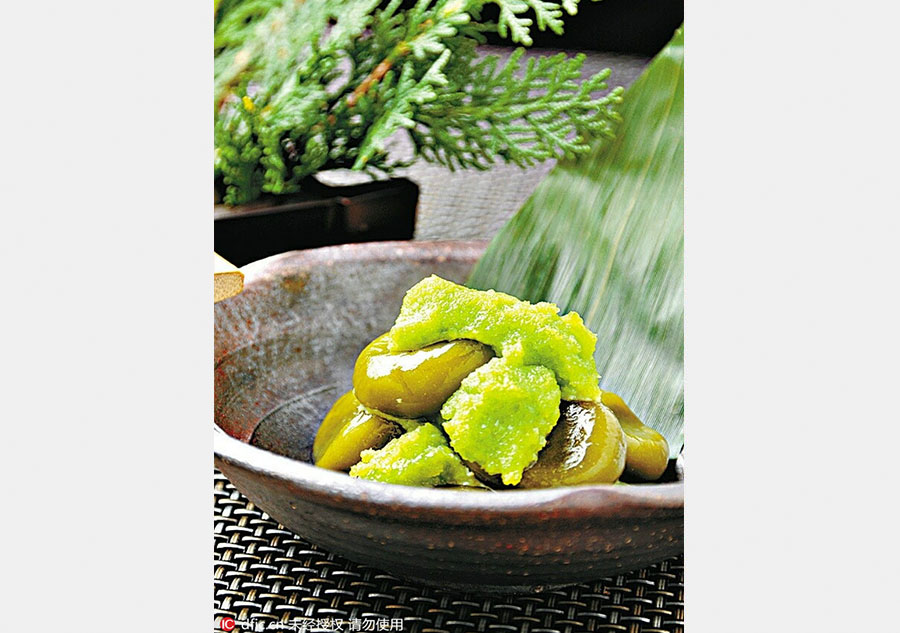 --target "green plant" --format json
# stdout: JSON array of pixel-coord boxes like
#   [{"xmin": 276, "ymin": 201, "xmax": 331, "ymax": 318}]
[
  {"xmin": 214, "ymin": 0, "xmax": 623, "ymax": 205},
  {"xmin": 470, "ymin": 27, "xmax": 685, "ymax": 456}
]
